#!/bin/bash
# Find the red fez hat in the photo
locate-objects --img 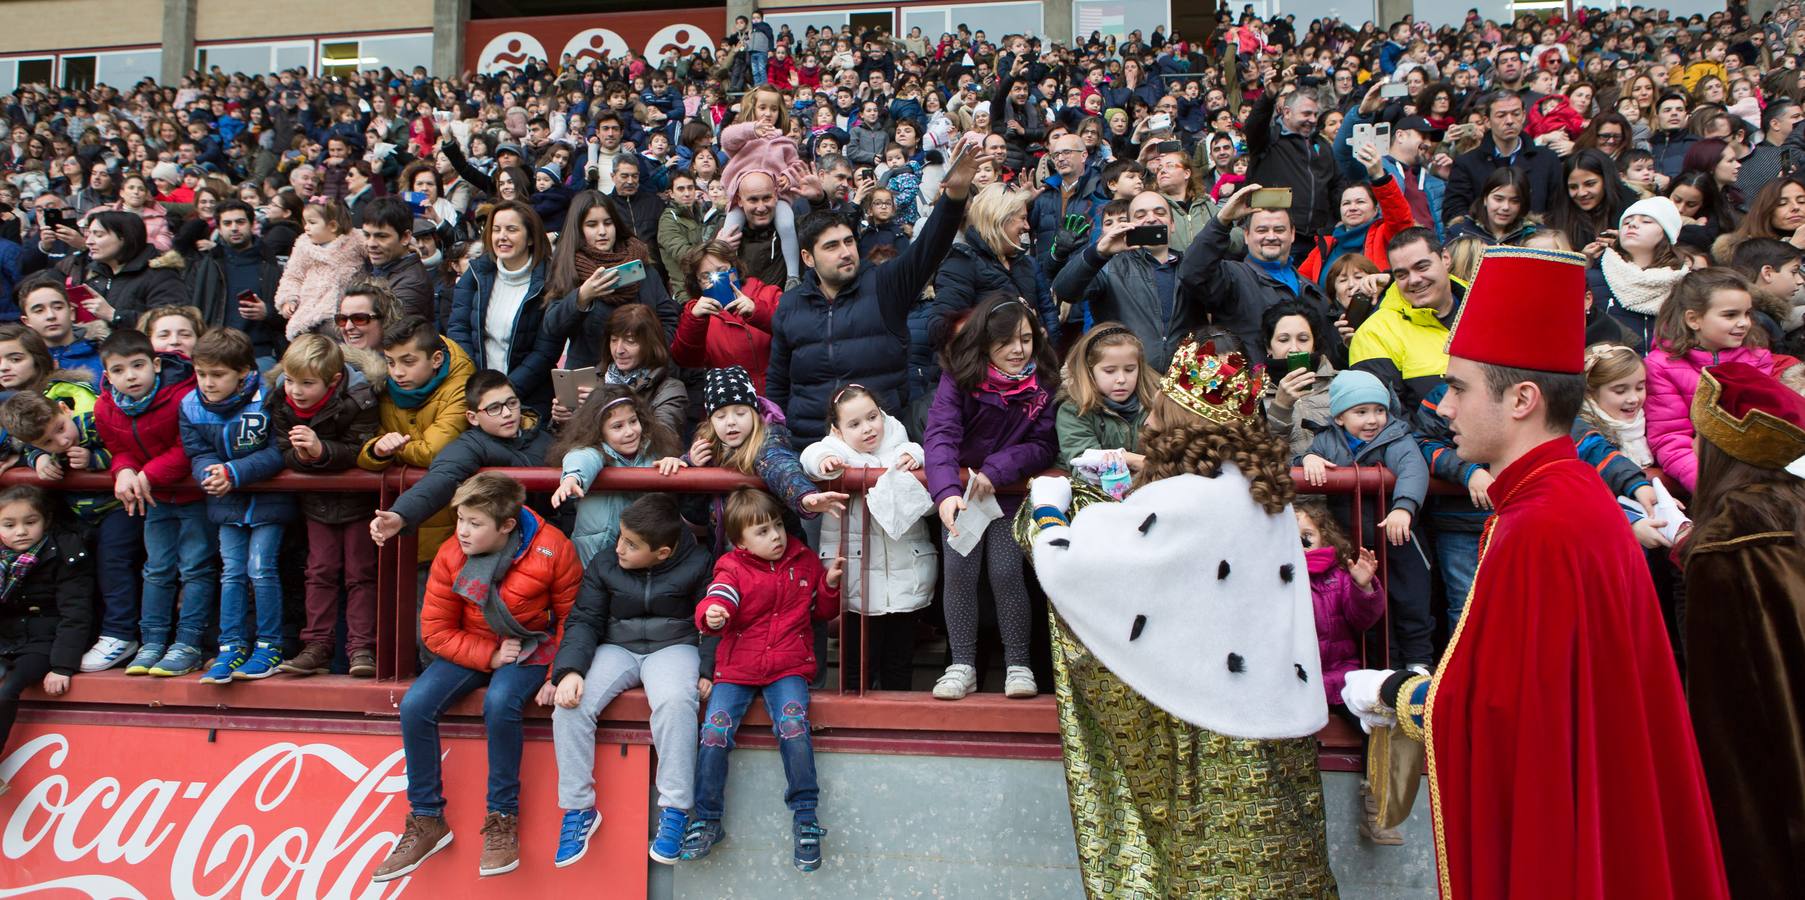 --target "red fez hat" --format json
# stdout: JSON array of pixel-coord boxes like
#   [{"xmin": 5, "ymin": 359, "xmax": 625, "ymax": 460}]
[
  {"xmin": 1446, "ymin": 246, "xmax": 1588, "ymax": 374},
  {"xmin": 1692, "ymin": 362, "xmax": 1805, "ymax": 473}
]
